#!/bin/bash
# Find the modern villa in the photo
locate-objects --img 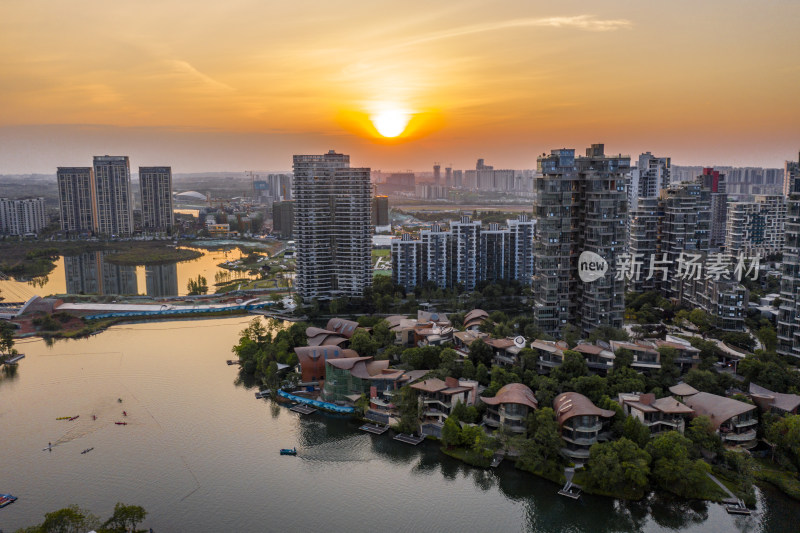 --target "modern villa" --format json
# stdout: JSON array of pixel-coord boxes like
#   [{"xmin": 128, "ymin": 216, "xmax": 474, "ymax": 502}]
[
  {"xmin": 681, "ymin": 391, "xmax": 759, "ymax": 449},
  {"xmin": 553, "ymin": 392, "xmax": 615, "ymax": 461},
  {"xmin": 618, "ymin": 392, "xmax": 695, "ymax": 435},
  {"xmin": 410, "ymin": 377, "xmax": 474, "ymax": 424},
  {"xmin": 481, "ymin": 383, "xmax": 538, "ymax": 433}
]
